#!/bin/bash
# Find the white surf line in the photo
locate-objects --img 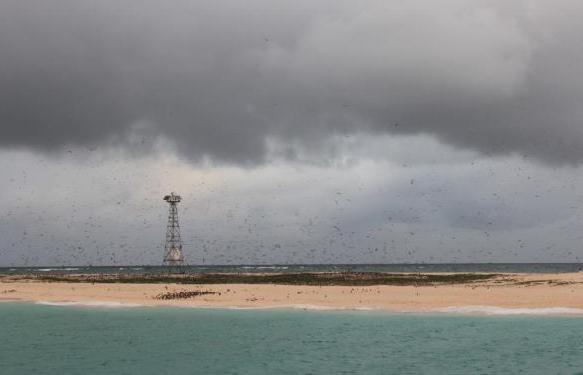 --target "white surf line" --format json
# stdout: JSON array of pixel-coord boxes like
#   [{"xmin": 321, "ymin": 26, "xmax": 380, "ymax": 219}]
[
  {"xmin": 428, "ymin": 305, "xmax": 583, "ymax": 316},
  {"xmin": 35, "ymin": 300, "xmax": 144, "ymax": 308},
  {"xmin": 28, "ymin": 300, "xmax": 583, "ymax": 315},
  {"xmin": 213, "ymin": 304, "xmax": 583, "ymax": 315},
  {"xmin": 36, "ymin": 268, "xmax": 80, "ymax": 271},
  {"xmin": 171, "ymin": 303, "xmax": 378, "ymax": 311}
]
